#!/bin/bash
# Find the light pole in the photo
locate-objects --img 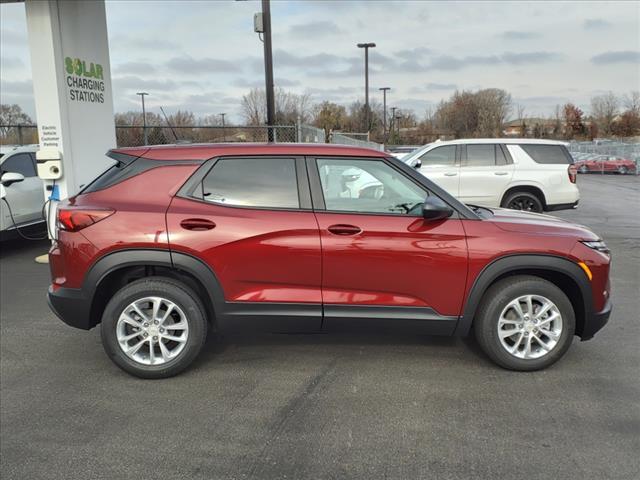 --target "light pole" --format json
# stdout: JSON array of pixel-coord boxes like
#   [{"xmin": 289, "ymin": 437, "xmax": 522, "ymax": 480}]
[
  {"xmin": 136, "ymin": 92, "xmax": 149, "ymax": 145},
  {"xmin": 379, "ymin": 87, "xmax": 390, "ymax": 141},
  {"xmin": 357, "ymin": 42, "xmax": 376, "ymax": 133},
  {"xmin": 220, "ymin": 113, "xmax": 226, "ymax": 141}
]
